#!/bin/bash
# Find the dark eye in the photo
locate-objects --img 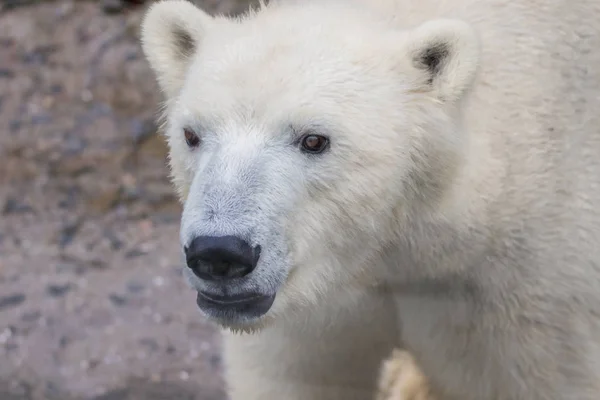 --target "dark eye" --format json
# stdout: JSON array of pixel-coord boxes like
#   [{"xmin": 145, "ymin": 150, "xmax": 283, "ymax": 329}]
[
  {"xmin": 184, "ymin": 128, "xmax": 200, "ymax": 148},
  {"xmin": 300, "ymin": 134, "xmax": 329, "ymax": 154}
]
